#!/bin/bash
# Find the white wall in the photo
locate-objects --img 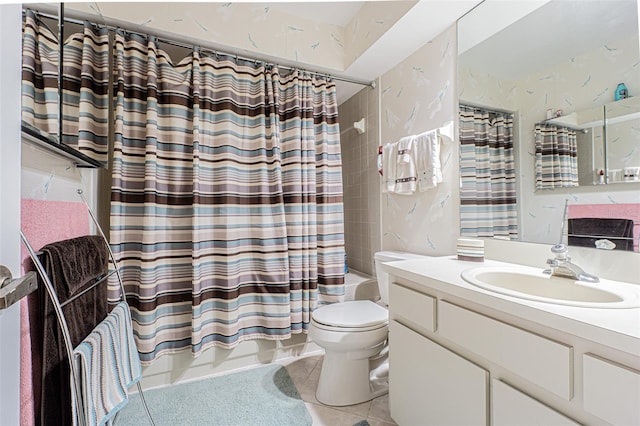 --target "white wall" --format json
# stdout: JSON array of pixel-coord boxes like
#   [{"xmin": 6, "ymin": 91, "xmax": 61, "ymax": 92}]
[
  {"xmin": 21, "ymin": 145, "xmax": 98, "ymax": 205},
  {"xmin": 379, "ymin": 25, "xmax": 460, "ymax": 256}
]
